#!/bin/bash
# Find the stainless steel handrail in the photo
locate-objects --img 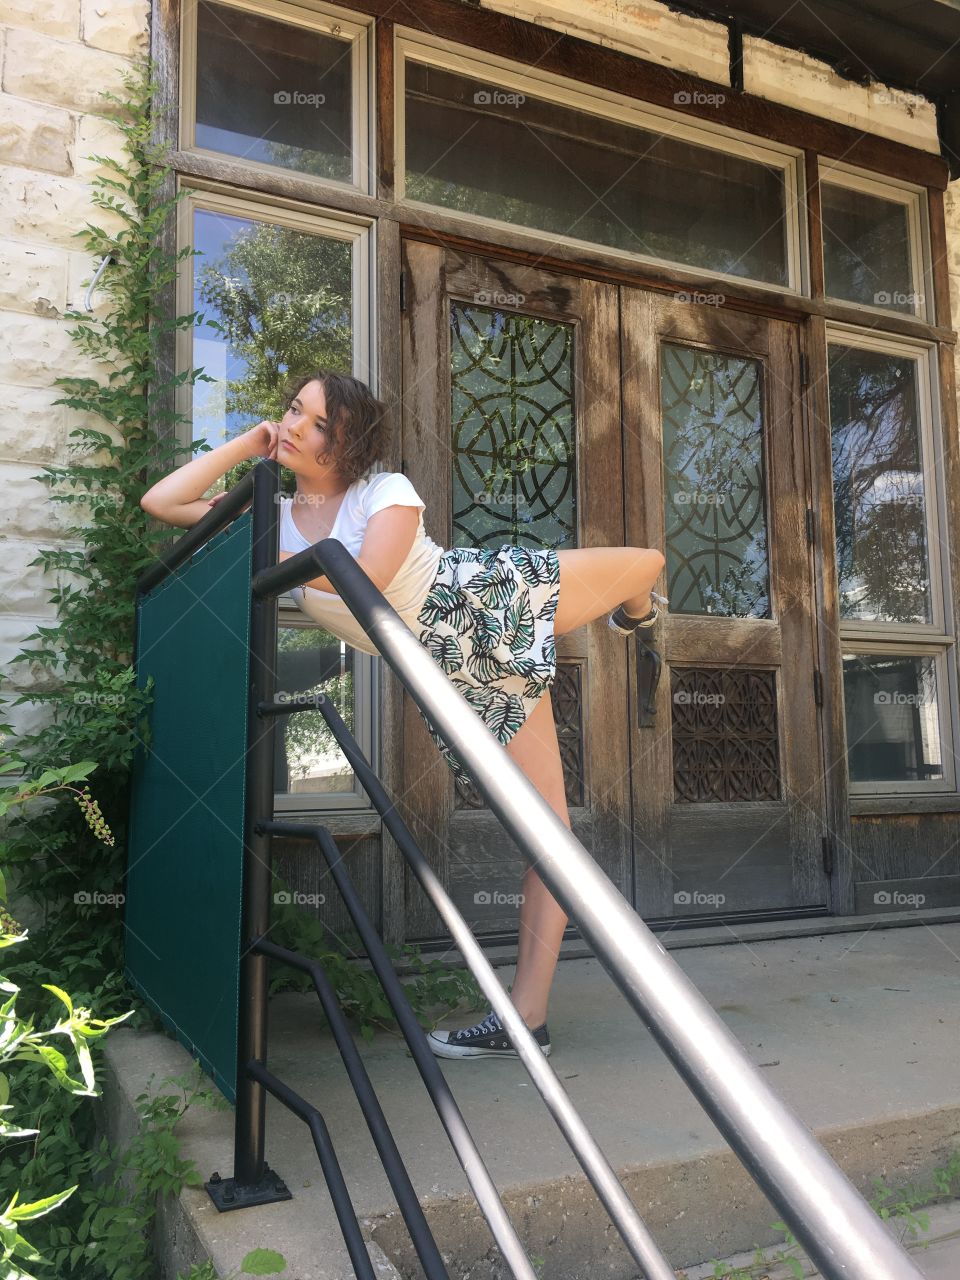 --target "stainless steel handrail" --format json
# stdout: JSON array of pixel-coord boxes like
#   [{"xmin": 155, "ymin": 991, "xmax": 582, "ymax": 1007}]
[{"xmin": 249, "ymin": 460, "xmax": 925, "ymax": 1280}]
